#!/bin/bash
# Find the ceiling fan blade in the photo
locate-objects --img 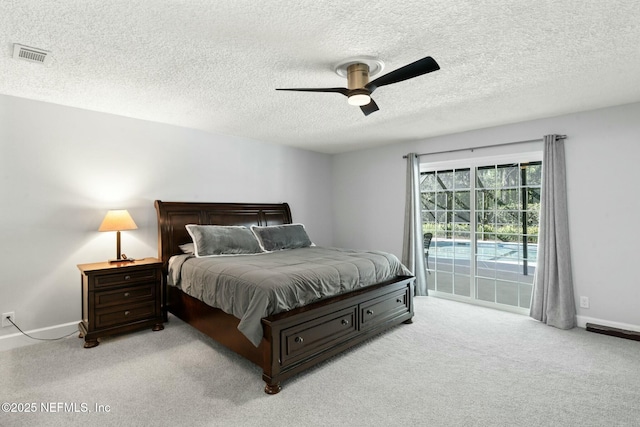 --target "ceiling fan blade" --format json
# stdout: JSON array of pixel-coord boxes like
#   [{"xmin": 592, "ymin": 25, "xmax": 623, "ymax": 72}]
[
  {"xmin": 360, "ymin": 99, "xmax": 379, "ymax": 116},
  {"xmin": 366, "ymin": 56, "xmax": 440, "ymax": 93},
  {"xmin": 275, "ymin": 87, "xmax": 349, "ymax": 96}
]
